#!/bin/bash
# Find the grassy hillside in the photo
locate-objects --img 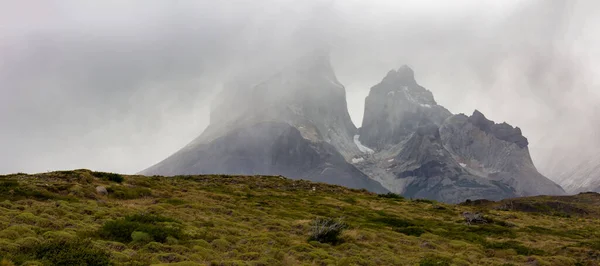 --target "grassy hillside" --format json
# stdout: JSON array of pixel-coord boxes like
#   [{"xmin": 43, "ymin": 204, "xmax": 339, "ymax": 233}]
[{"xmin": 0, "ymin": 170, "xmax": 599, "ymax": 265}]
